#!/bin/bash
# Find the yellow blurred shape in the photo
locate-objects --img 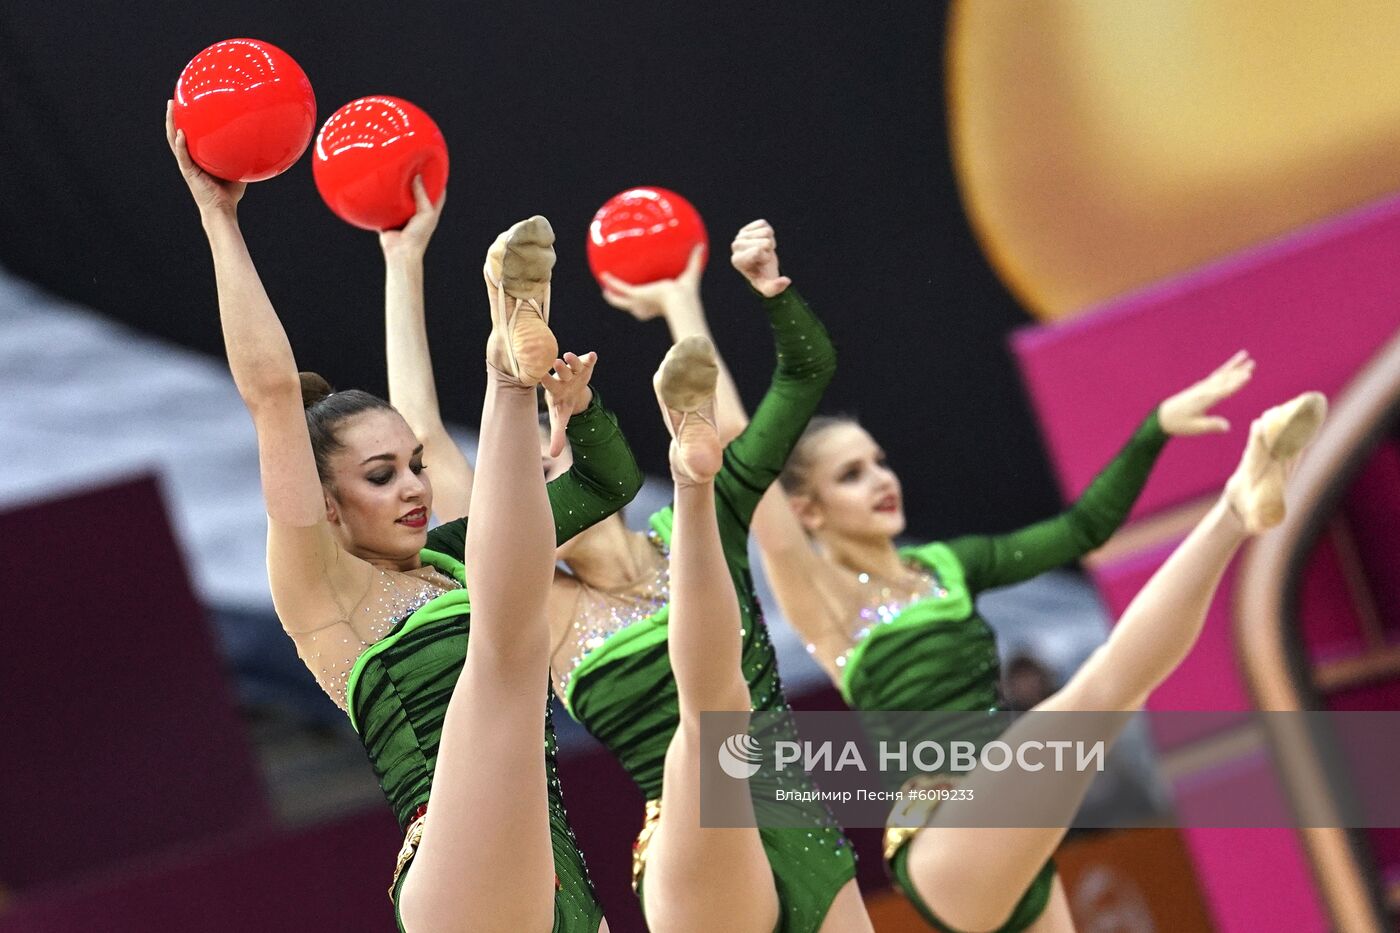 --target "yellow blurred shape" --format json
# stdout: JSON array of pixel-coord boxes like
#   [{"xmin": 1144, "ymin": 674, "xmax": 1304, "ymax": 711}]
[{"xmin": 949, "ymin": 0, "xmax": 1400, "ymax": 320}]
